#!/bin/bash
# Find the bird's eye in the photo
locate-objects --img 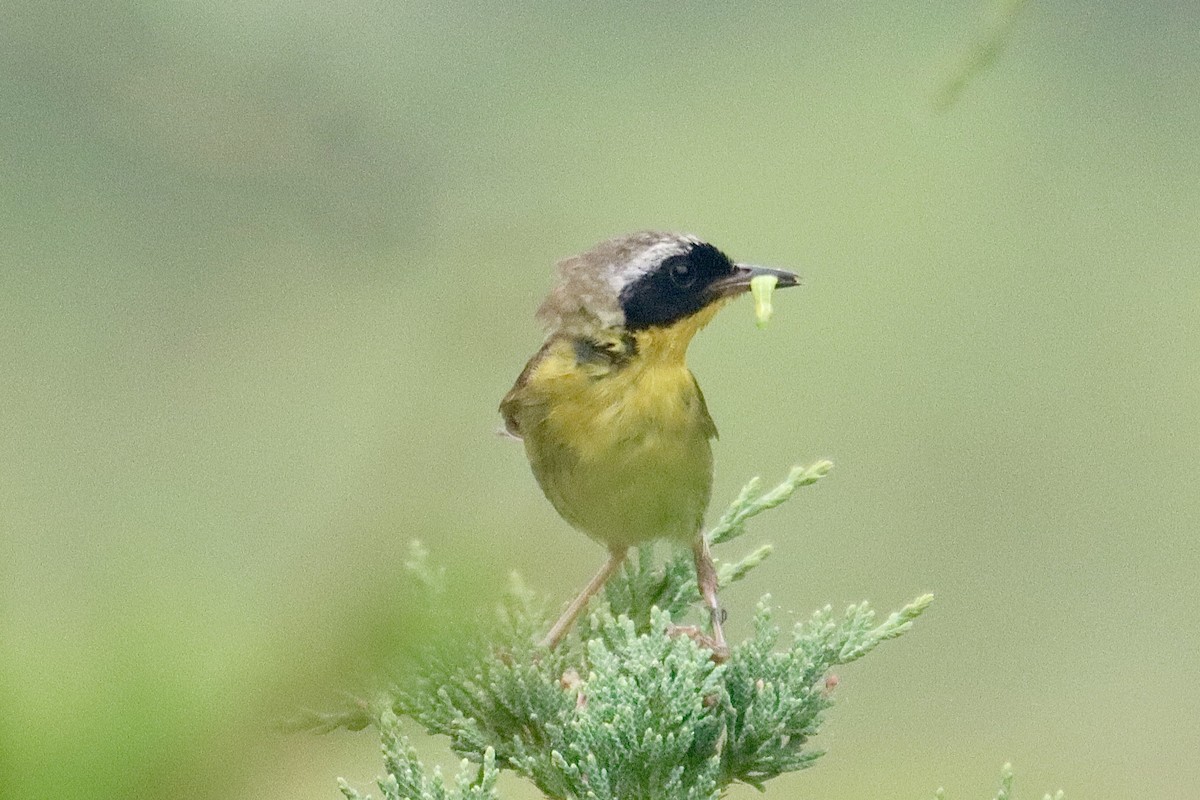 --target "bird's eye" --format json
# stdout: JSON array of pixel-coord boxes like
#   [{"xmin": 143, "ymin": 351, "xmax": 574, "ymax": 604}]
[{"xmin": 668, "ymin": 258, "xmax": 697, "ymax": 289}]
